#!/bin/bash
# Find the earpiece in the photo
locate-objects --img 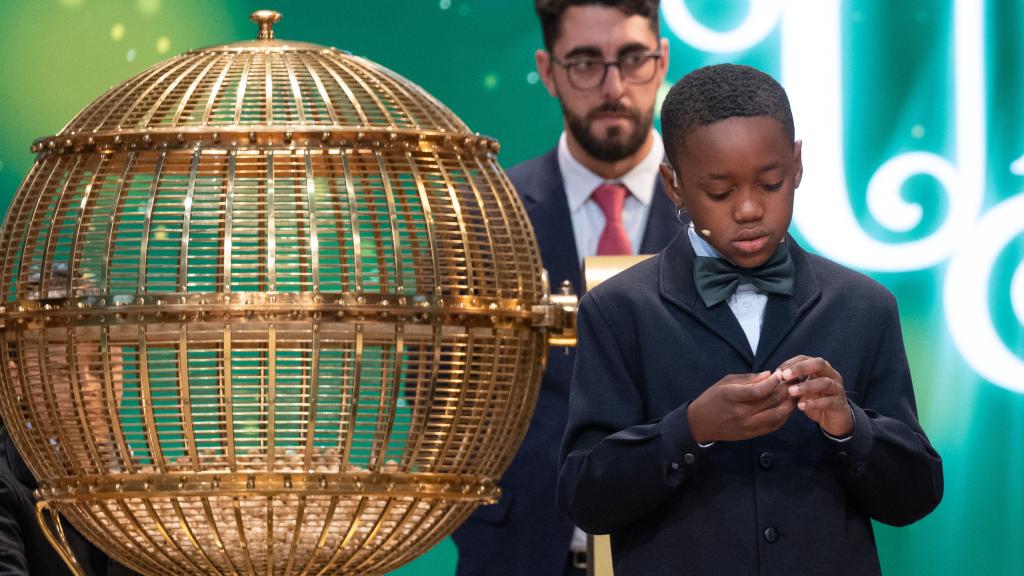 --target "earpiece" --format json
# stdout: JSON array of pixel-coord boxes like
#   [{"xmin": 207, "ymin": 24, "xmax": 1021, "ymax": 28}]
[{"xmin": 700, "ymin": 229, "xmax": 711, "ymax": 238}]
